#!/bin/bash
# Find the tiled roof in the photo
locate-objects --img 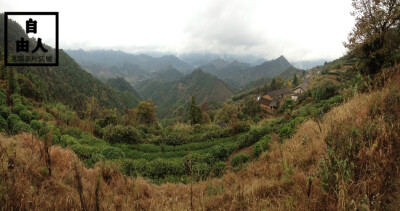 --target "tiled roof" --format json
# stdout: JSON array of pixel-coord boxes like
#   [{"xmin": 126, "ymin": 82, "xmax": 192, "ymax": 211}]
[{"xmin": 268, "ymin": 88, "xmax": 291, "ymax": 97}]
